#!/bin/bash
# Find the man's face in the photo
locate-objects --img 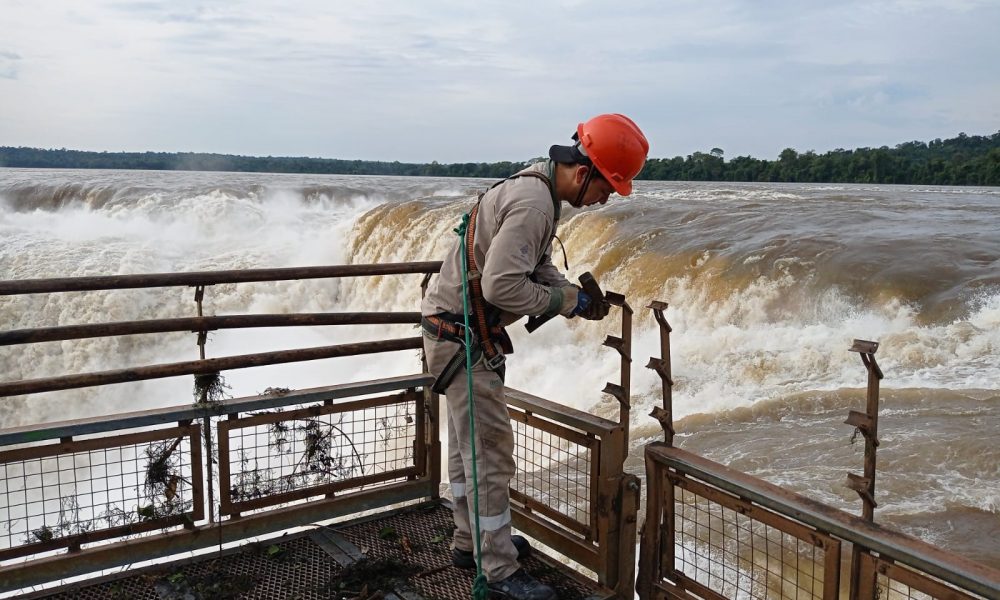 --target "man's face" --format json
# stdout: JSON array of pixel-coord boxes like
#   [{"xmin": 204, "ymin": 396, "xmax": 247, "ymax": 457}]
[{"xmin": 574, "ymin": 166, "xmax": 616, "ymax": 207}]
